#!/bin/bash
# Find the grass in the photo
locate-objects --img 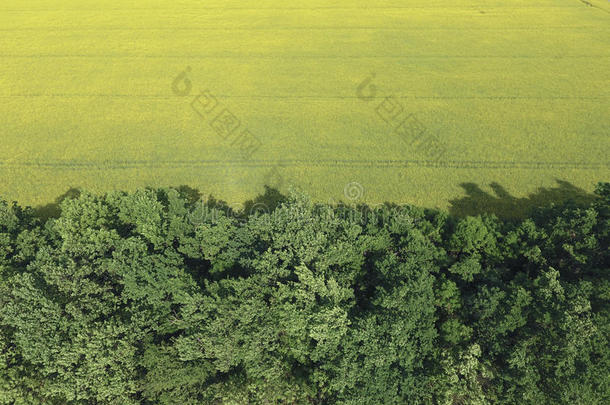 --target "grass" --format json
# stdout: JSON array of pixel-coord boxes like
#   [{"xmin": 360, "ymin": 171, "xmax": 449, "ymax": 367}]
[{"xmin": 0, "ymin": 0, "xmax": 608, "ymax": 213}]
